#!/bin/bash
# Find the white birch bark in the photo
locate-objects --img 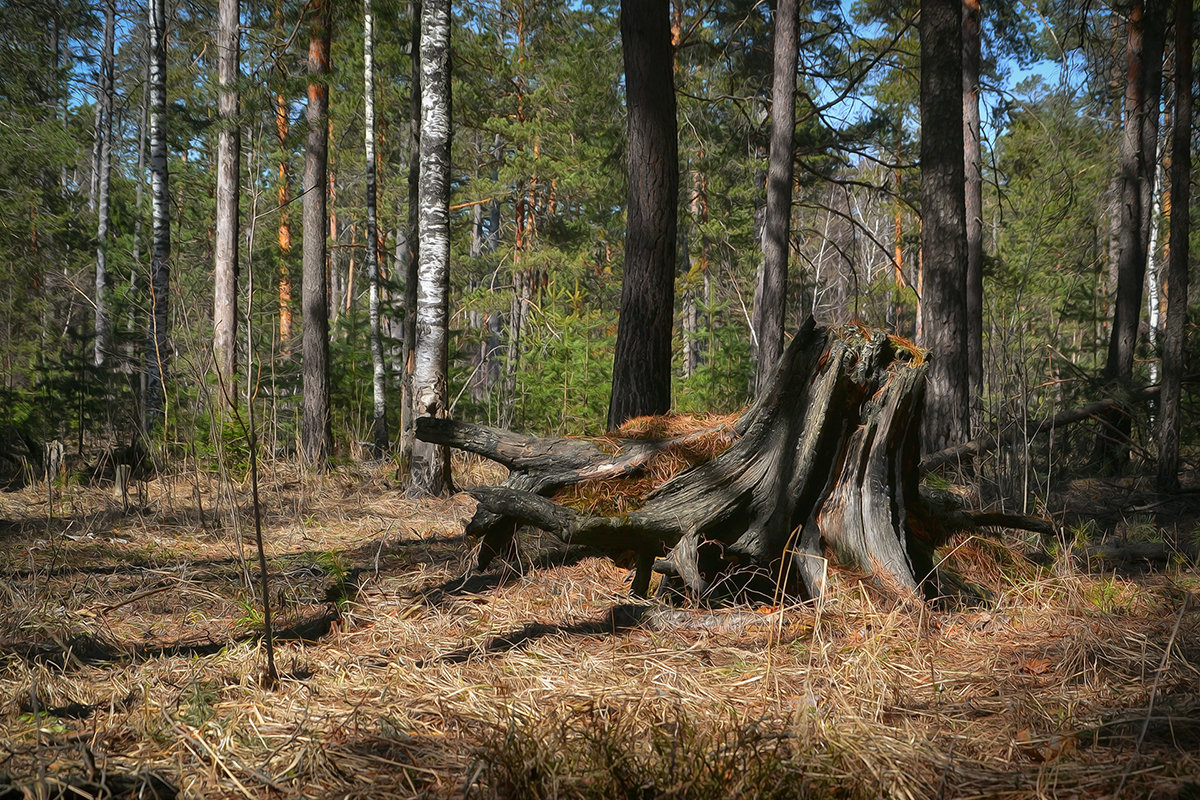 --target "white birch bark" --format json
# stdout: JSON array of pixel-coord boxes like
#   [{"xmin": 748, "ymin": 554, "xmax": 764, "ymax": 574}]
[
  {"xmin": 1145, "ymin": 127, "xmax": 1165, "ymax": 383},
  {"xmin": 145, "ymin": 0, "xmax": 171, "ymax": 434},
  {"xmin": 364, "ymin": 0, "xmax": 388, "ymax": 456},
  {"xmin": 408, "ymin": 0, "xmax": 451, "ymax": 496}
]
